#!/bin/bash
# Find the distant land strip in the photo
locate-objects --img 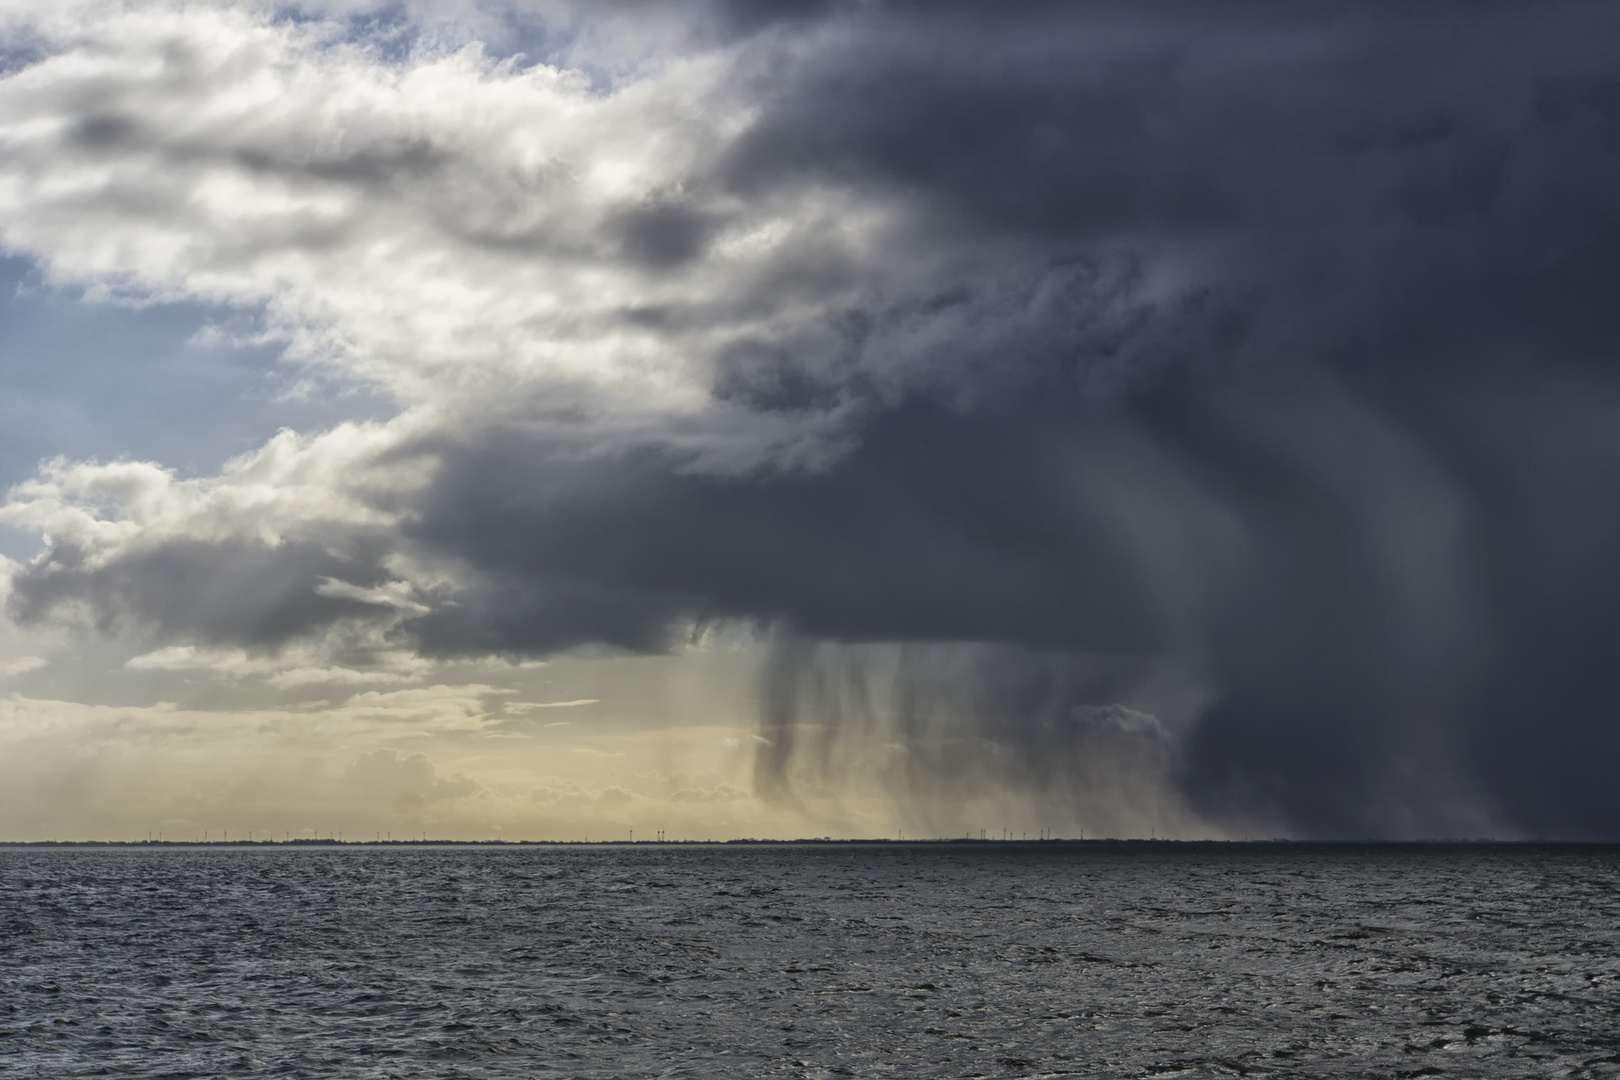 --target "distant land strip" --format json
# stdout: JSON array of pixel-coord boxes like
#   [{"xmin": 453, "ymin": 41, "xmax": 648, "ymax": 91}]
[{"xmin": 4, "ymin": 838, "xmax": 1618, "ymax": 849}]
